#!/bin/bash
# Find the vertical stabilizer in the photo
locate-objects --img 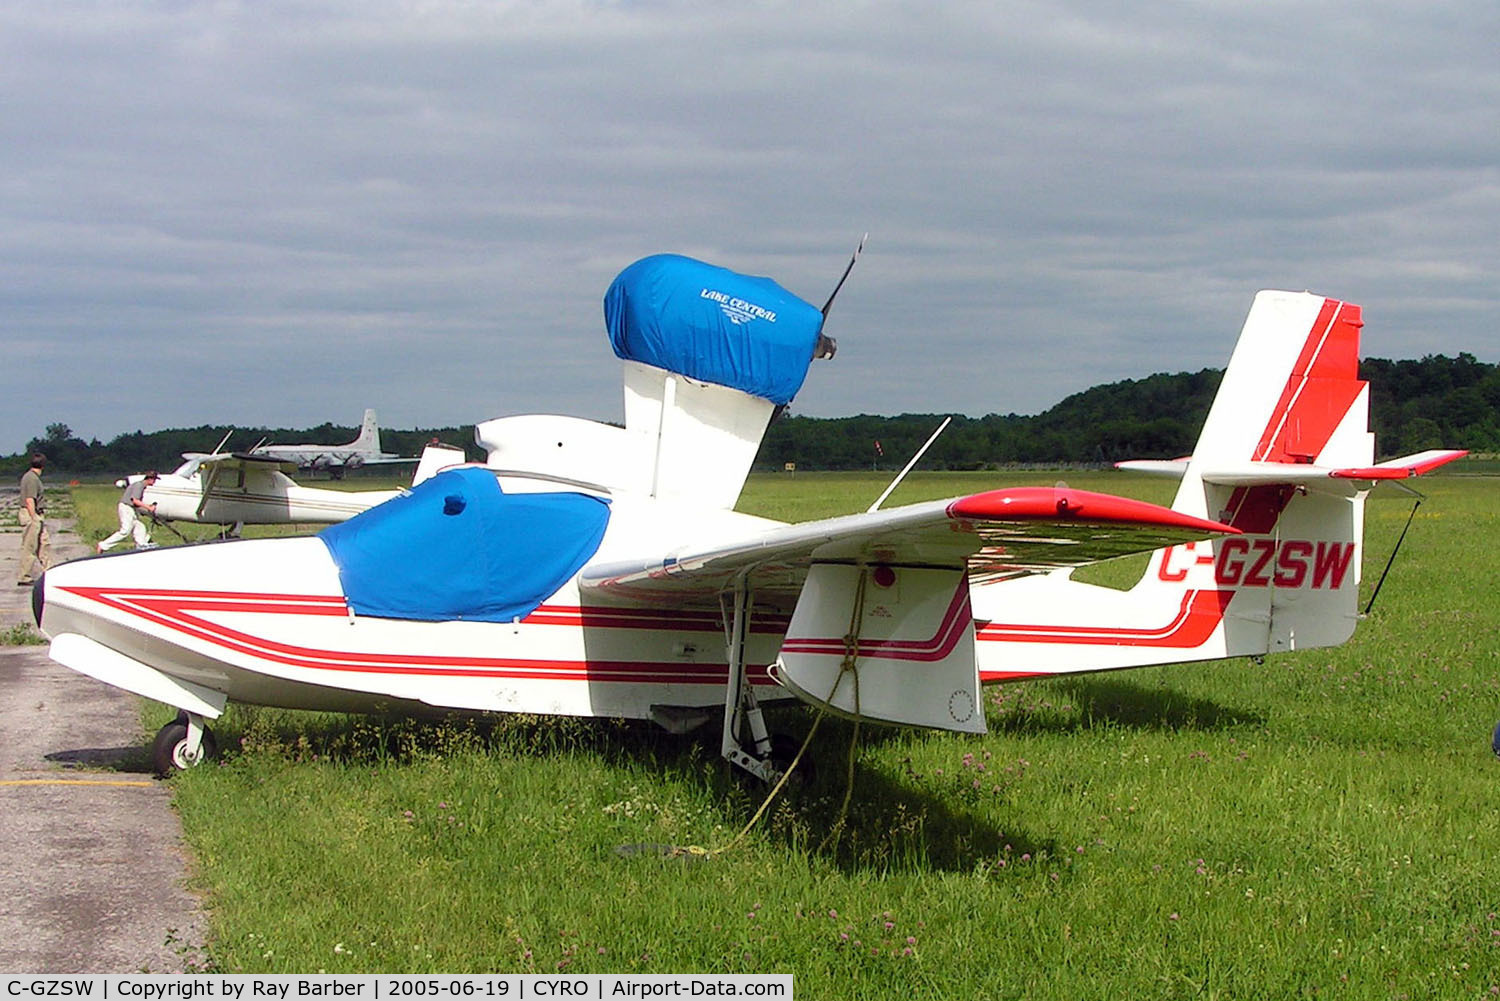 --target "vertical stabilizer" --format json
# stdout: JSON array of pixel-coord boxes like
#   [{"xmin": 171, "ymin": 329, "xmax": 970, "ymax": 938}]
[
  {"xmin": 1146, "ymin": 292, "xmax": 1372, "ymax": 653},
  {"xmin": 352, "ymin": 409, "xmax": 382, "ymax": 452},
  {"xmin": 972, "ymin": 292, "xmax": 1381, "ymax": 679},
  {"xmin": 1168, "ymin": 292, "xmax": 1370, "ymax": 519}
]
